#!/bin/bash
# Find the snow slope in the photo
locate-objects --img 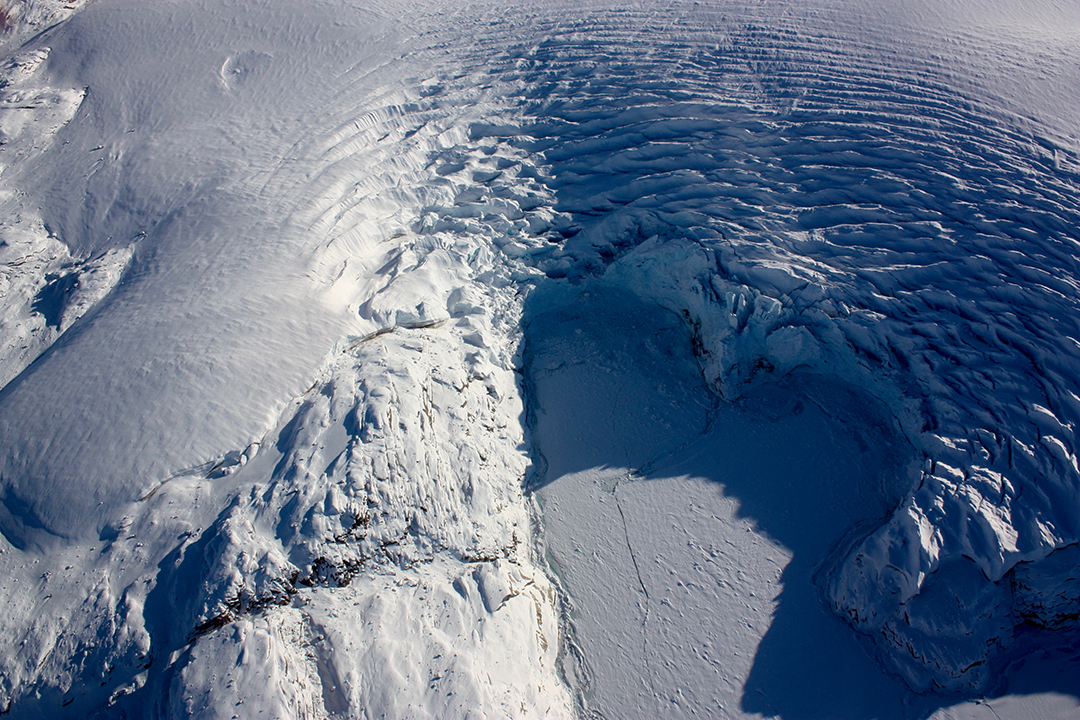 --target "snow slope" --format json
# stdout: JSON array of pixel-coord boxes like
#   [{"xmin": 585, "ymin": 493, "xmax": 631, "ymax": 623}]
[{"xmin": 0, "ymin": 0, "xmax": 1078, "ymax": 717}]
